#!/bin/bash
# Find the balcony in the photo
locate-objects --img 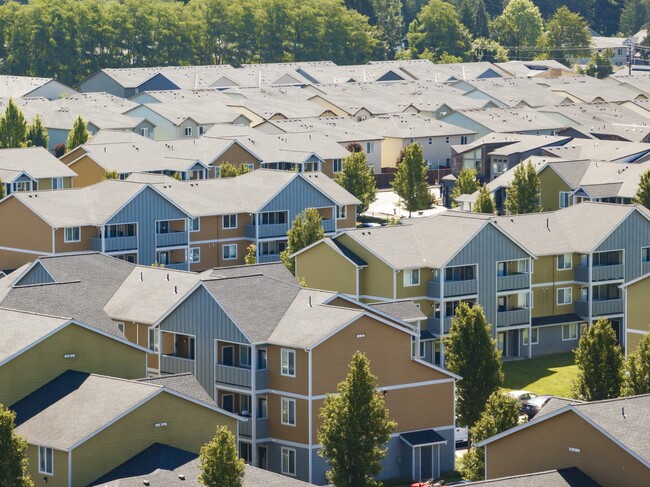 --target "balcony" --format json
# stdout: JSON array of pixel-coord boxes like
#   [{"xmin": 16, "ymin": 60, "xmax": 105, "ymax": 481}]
[
  {"xmin": 239, "ymin": 417, "xmax": 268, "ymax": 439},
  {"xmin": 91, "ymin": 236, "xmax": 138, "ymax": 252},
  {"xmin": 156, "ymin": 231, "xmax": 188, "ymax": 248},
  {"xmin": 257, "ymin": 254, "xmax": 281, "ymax": 263},
  {"xmin": 593, "ymin": 299, "xmax": 624, "ymax": 316},
  {"xmin": 427, "ymin": 316, "xmax": 454, "ymax": 335},
  {"xmin": 322, "ymin": 219, "xmax": 336, "ymax": 233},
  {"xmin": 256, "ymin": 369, "xmax": 269, "ymax": 390},
  {"xmin": 245, "ymin": 223, "xmax": 289, "ymax": 239},
  {"xmin": 239, "ymin": 417, "xmax": 252, "ymax": 437},
  {"xmin": 215, "ymin": 364, "xmax": 252, "ymax": 388},
  {"xmin": 575, "ymin": 300, "xmax": 589, "ymax": 318},
  {"xmin": 496, "ymin": 308, "xmax": 530, "ymax": 327},
  {"xmin": 574, "ymin": 264, "xmax": 624, "ymax": 283},
  {"xmin": 161, "ymin": 355, "xmax": 195, "ymax": 374},
  {"xmin": 426, "ymin": 279, "xmax": 477, "ymax": 299},
  {"xmin": 163, "ymin": 262, "xmax": 189, "ymax": 271},
  {"xmin": 497, "ymin": 273, "xmax": 529, "ymax": 292}
]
